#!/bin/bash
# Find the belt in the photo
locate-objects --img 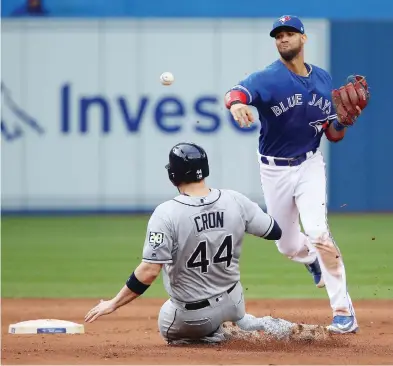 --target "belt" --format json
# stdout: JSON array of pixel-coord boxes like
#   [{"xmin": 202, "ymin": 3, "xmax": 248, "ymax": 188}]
[
  {"xmin": 184, "ymin": 283, "xmax": 237, "ymax": 311},
  {"xmin": 260, "ymin": 149, "xmax": 317, "ymax": 167}
]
